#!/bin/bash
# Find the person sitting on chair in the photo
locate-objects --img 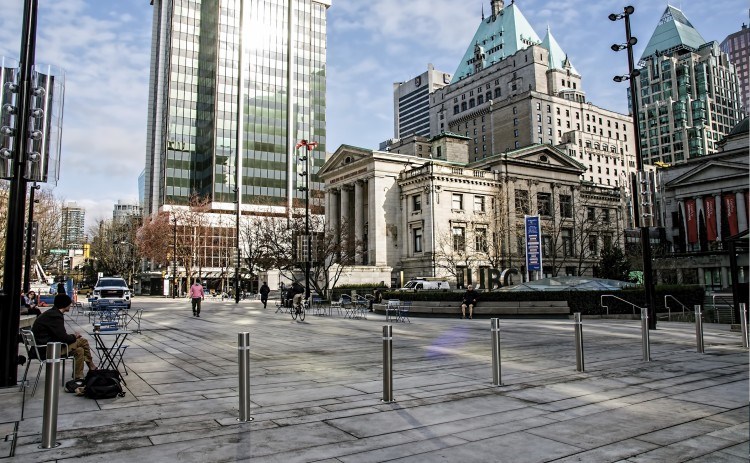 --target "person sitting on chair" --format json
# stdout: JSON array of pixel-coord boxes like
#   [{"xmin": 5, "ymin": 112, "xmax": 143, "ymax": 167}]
[
  {"xmin": 461, "ymin": 284, "xmax": 479, "ymax": 319},
  {"xmin": 21, "ymin": 290, "xmax": 42, "ymax": 316},
  {"xmin": 31, "ymin": 294, "xmax": 96, "ymax": 380}
]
